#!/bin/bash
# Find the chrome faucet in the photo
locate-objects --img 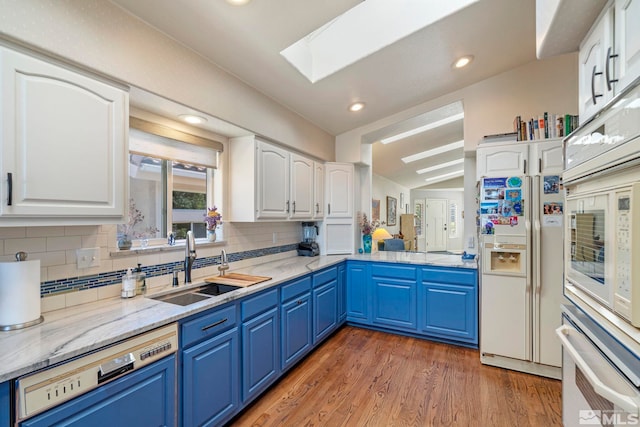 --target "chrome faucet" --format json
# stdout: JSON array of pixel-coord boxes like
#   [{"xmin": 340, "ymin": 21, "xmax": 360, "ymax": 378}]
[
  {"xmin": 218, "ymin": 249, "xmax": 229, "ymax": 276},
  {"xmin": 184, "ymin": 230, "xmax": 197, "ymax": 284}
]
